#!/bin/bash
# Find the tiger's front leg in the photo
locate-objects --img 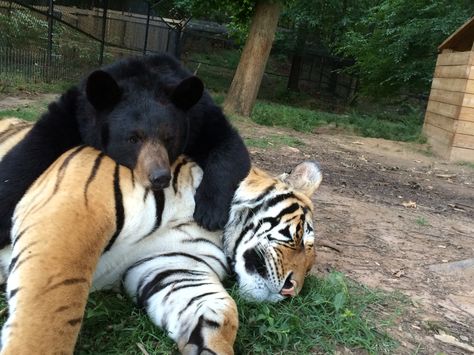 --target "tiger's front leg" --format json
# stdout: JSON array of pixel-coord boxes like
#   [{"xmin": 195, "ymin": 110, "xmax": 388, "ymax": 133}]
[
  {"xmin": 123, "ymin": 252, "xmax": 238, "ymax": 355},
  {"xmin": 1, "ymin": 147, "xmax": 121, "ymax": 355}
]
